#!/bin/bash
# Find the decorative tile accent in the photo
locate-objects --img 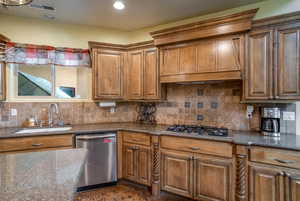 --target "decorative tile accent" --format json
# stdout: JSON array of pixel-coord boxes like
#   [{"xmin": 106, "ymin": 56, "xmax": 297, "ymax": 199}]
[
  {"xmin": 184, "ymin": 102, "xmax": 191, "ymax": 108},
  {"xmin": 155, "ymin": 81, "xmax": 261, "ymax": 130},
  {"xmin": 211, "ymin": 102, "xmax": 218, "ymax": 109},
  {"xmin": 197, "ymin": 114, "xmax": 204, "ymax": 121},
  {"xmin": 197, "ymin": 102, "xmax": 204, "ymax": 109}
]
